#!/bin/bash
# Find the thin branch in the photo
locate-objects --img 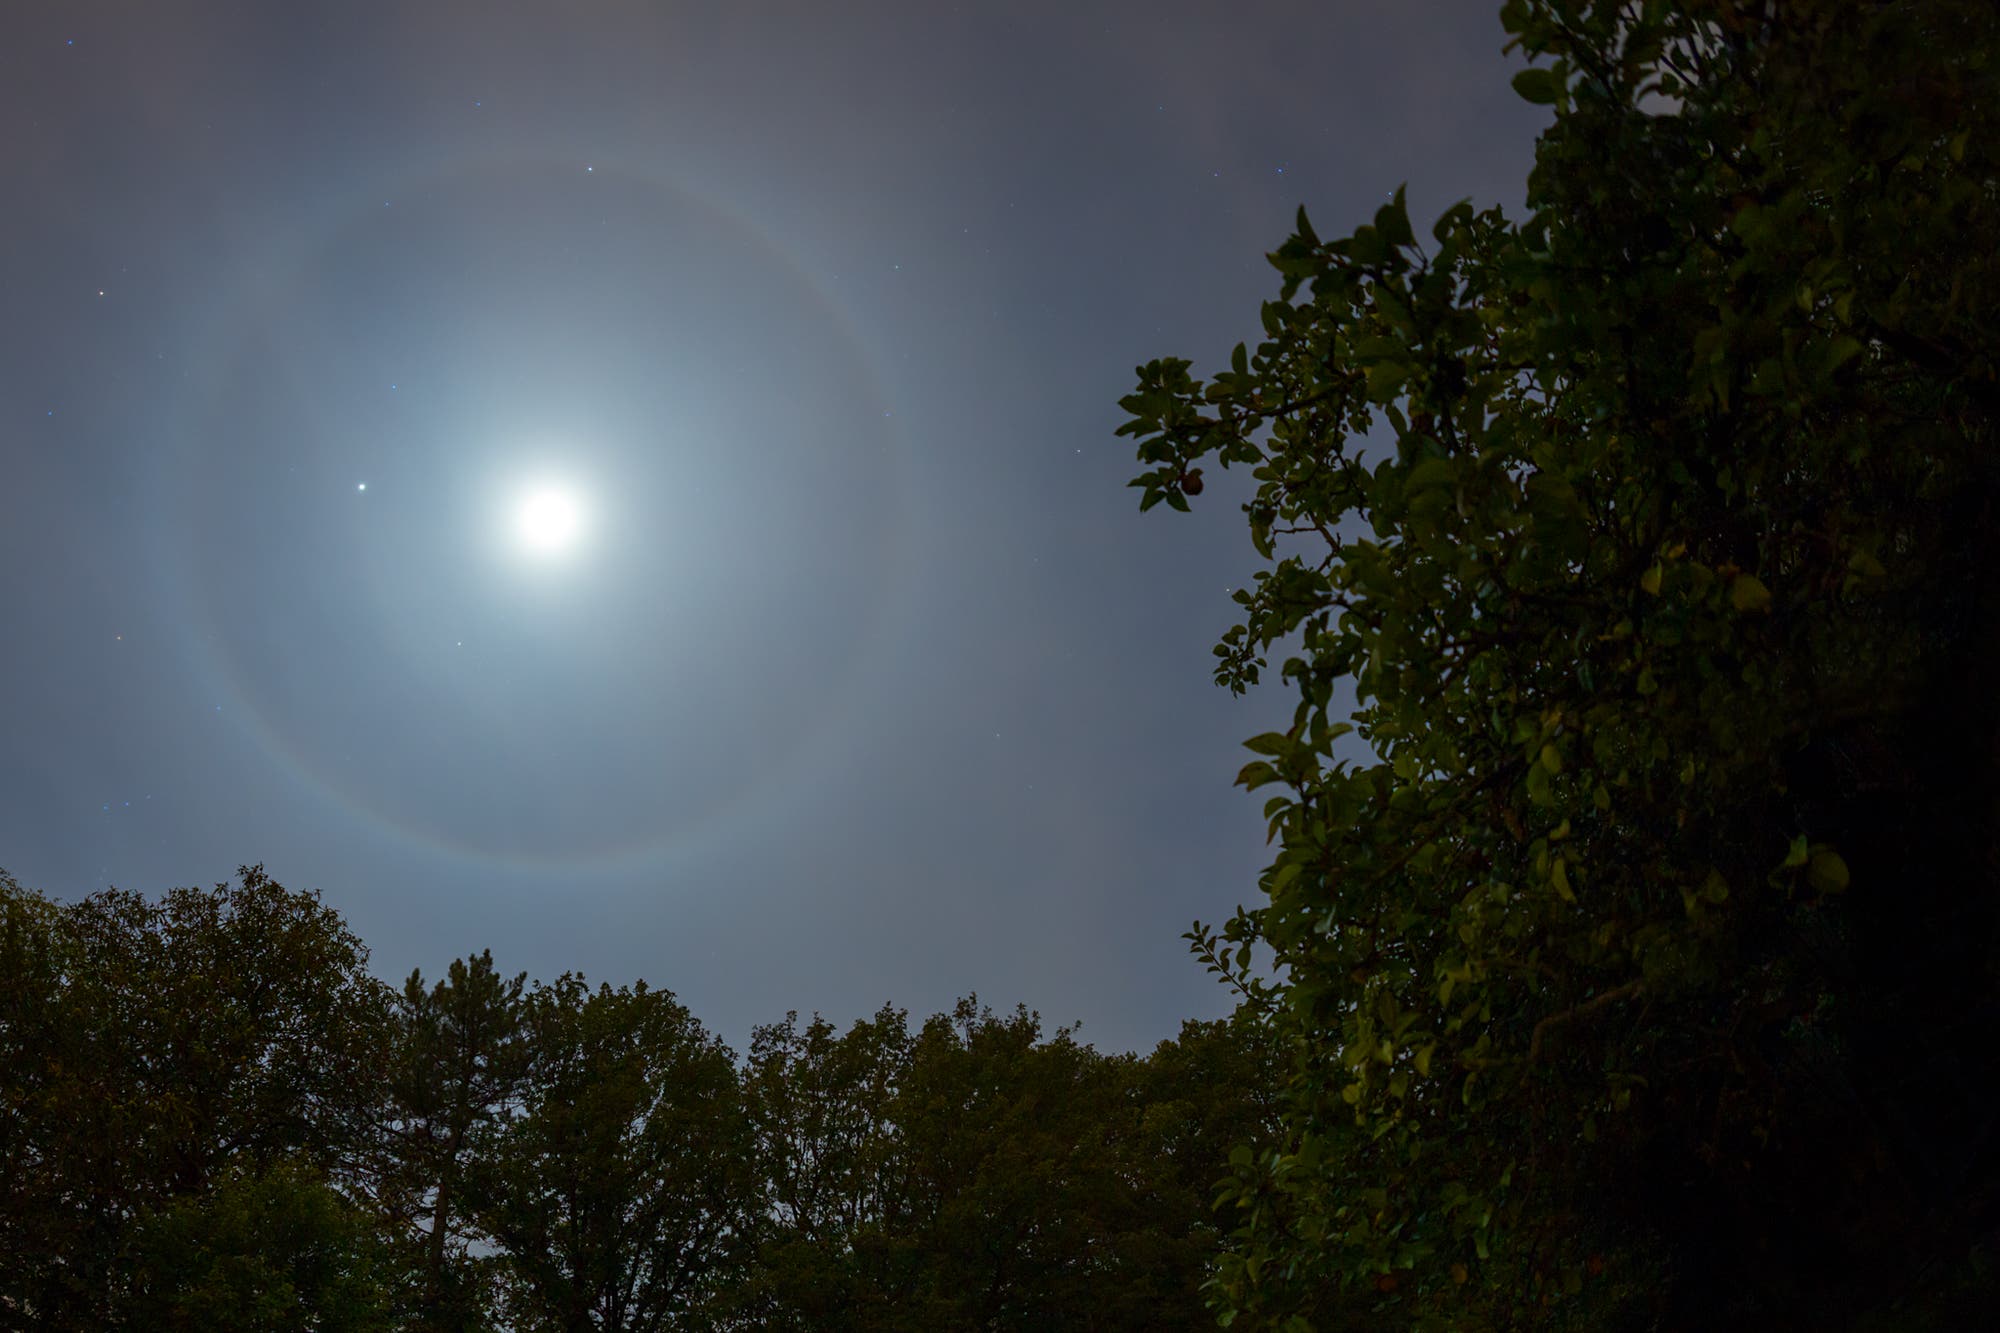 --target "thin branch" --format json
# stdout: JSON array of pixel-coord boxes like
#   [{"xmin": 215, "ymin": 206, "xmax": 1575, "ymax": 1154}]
[{"xmin": 1528, "ymin": 978, "xmax": 1645, "ymax": 1063}]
